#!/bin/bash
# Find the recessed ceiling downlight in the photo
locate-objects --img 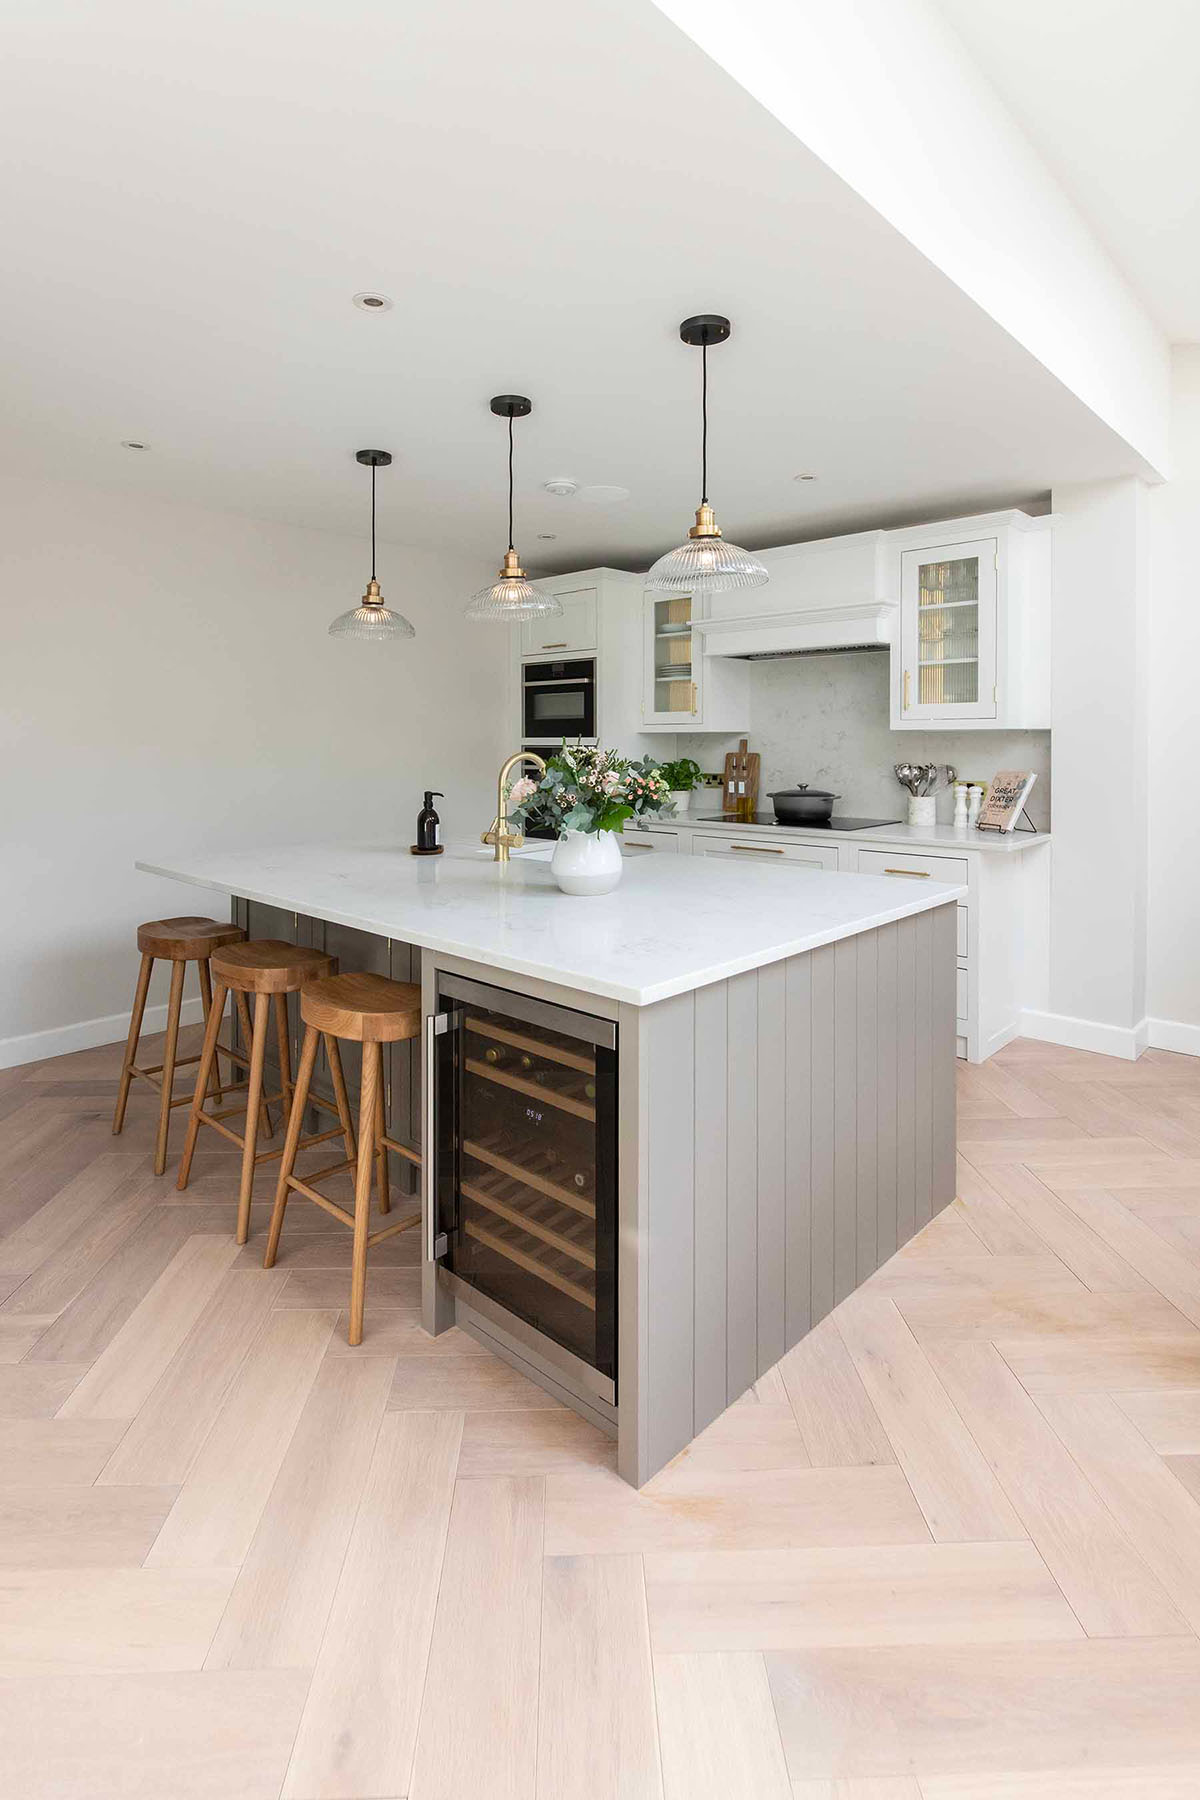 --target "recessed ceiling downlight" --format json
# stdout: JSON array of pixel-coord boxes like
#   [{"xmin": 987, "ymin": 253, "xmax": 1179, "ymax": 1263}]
[{"xmin": 352, "ymin": 292, "xmax": 393, "ymax": 312}]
